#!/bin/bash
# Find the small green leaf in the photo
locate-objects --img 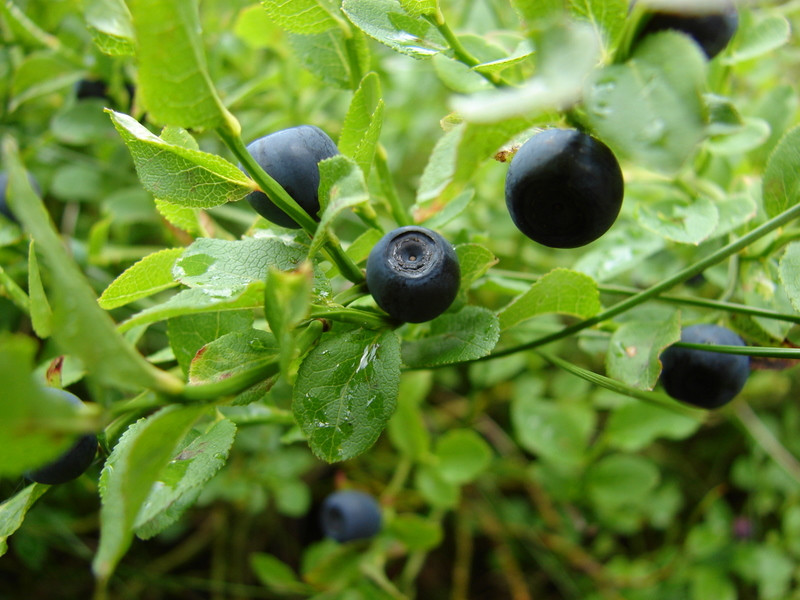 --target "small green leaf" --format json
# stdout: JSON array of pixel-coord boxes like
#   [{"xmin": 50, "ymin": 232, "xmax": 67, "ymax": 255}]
[
  {"xmin": 568, "ymin": 0, "xmax": 627, "ymax": 51},
  {"xmin": 586, "ymin": 453, "xmax": 660, "ymax": 509},
  {"xmin": 387, "ymin": 514, "xmax": 443, "ymax": 551},
  {"xmin": 763, "ymin": 125, "xmax": 800, "ymax": 219},
  {"xmin": 288, "ymin": 29, "xmax": 371, "ymax": 89},
  {"xmin": 189, "ymin": 330, "xmax": 280, "ymax": 386},
  {"xmin": 415, "ymin": 464, "xmax": 459, "ymax": 508},
  {"xmin": 401, "ymin": 306, "xmax": 500, "ymax": 368},
  {"xmin": 637, "ymin": 195, "xmax": 719, "ymax": 245},
  {"xmin": 154, "ymin": 199, "xmax": 205, "ymax": 235},
  {"xmin": 0, "ymin": 484, "xmax": 48, "ymax": 557},
  {"xmin": 606, "ymin": 401, "xmax": 701, "ymax": 452},
  {"xmin": 339, "ymin": 73, "xmax": 385, "ymax": 177},
  {"xmin": 135, "ymin": 419, "xmax": 237, "ymax": 539},
  {"xmin": 27, "ymin": 241, "xmax": 52, "ymax": 338},
  {"xmin": 573, "ymin": 222, "xmax": 665, "ymax": 282},
  {"xmin": 388, "ymin": 372, "xmax": 432, "ymax": 460},
  {"xmin": 455, "ymin": 243, "xmax": 497, "ymax": 295},
  {"xmin": 293, "ymin": 329, "xmax": 401, "ymax": 462},
  {"xmin": 94, "ymin": 404, "xmax": 208, "ymax": 583},
  {"xmin": 605, "ymin": 313, "xmax": 680, "ymax": 391},
  {"xmin": 98, "ymin": 248, "xmax": 184, "ymax": 309},
  {"xmin": 779, "ymin": 242, "xmax": 800, "ymax": 313},
  {"xmin": 342, "ymin": 0, "xmax": 447, "ymax": 59},
  {"xmin": 434, "ymin": 429, "xmax": 492, "ymax": 484},
  {"xmin": 84, "ymin": 0, "xmax": 135, "ymax": 56},
  {"xmin": 108, "ymin": 110, "xmax": 254, "ymax": 208},
  {"xmin": 398, "ymin": 0, "xmax": 438, "ymax": 17},
  {"xmin": 251, "ymin": 553, "xmax": 311, "ymax": 594},
  {"xmin": 584, "ymin": 32, "xmax": 707, "ymax": 174},
  {"xmin": 499, "ymin": 269, "xmax": 601, "ymax": 330},
  {"xmin": 260, "ymin": 0, "xmax": 341, "ymax": 34},
  {"xmin": 724, "ymin": 15, "xmax": 791, "ymax": 65},
  {"xmin": 167, "ymin": 311, "xmax": 254, "ymax": 375},
  {"xmin": 264, "ymin": 264, "xmax": 313, "ymax": 376},
  {"xmin": 127, "ymin": 0, "xmax": 238, "ymax": 132}
]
